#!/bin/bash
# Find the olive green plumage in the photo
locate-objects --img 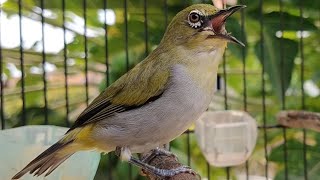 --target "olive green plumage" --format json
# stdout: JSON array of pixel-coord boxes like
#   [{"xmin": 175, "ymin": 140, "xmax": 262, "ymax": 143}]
[
  {"xmin": 87, "ymin": 5, "xmax": 220, "ymax": 105},
  {"xmin": 77, "ymin": 4, "xmax": 222, "ymax": 115}
]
